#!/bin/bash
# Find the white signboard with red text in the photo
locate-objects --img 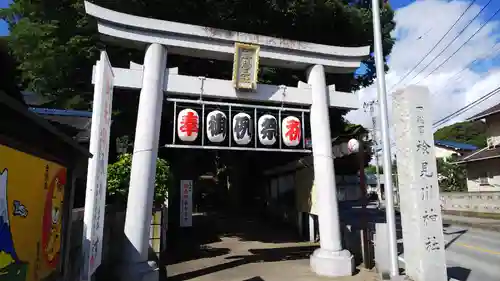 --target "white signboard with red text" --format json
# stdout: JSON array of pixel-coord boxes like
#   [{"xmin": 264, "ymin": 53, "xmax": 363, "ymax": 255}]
[
  {"xmin": 82, "ymin": 51, "xmax": 114, "ymax": 280},
  {"xmin": 180, "ymin": 180, "xmax": 193, "ymax": 227}
]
